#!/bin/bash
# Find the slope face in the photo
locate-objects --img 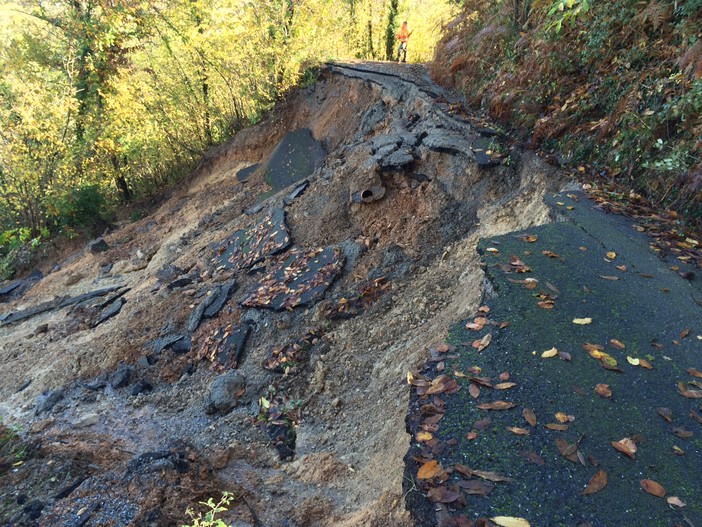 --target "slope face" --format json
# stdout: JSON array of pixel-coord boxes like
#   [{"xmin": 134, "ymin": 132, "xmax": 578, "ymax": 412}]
[{"xmin": 0, "ymin": 62, "xmax": 565, "ymax": 526}]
